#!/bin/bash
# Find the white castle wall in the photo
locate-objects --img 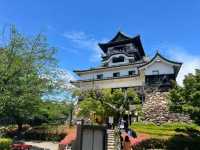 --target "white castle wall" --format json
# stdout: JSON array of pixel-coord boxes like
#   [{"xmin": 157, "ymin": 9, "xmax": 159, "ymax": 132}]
[
  {"xmin": 144, "ymin": 61, "xmax": 174, "ymax": 75},
  {"xmin": 80, "ymin": 67, "xmax": 138, "ymax": 80},
  {"xmin": 78, "ymin": 72, "xmax": 145, "ymax": 90}
]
